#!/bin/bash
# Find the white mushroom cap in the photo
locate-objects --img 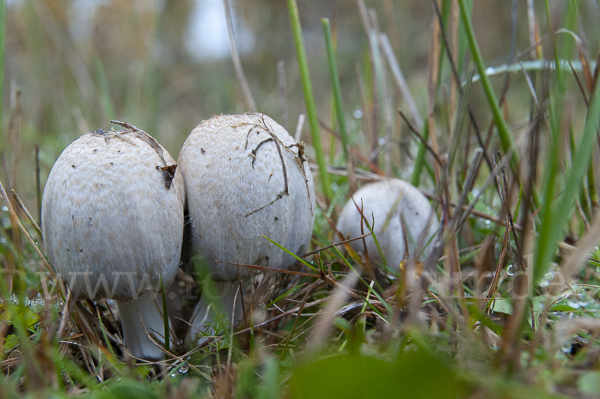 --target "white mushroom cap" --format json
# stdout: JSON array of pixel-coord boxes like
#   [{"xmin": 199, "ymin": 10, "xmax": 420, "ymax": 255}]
[
  {"xmin": 178, "ymin": 113, "xmax": 316, "ymax": 281},
  {"xmin": 42, "ymin": 128, "xmax": 184, "ymax": 359},
  {"xmin": 336, "ymin": 179, "xmax": 438, "ymax": 268}
]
